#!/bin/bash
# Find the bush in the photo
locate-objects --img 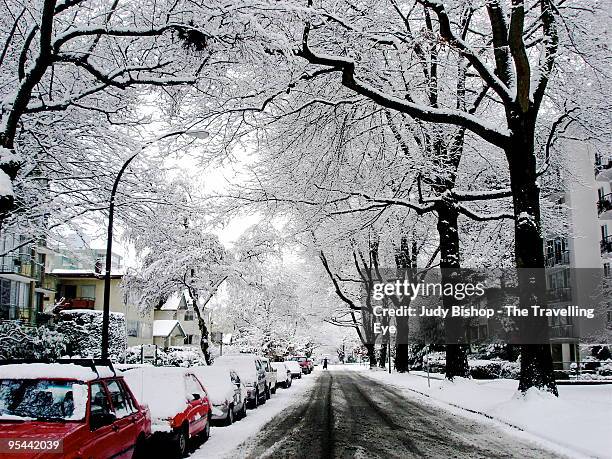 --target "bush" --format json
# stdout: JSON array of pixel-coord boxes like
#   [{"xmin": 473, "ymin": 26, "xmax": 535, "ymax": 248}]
[
  {"xmin": 0, "ymin": 321, "xmax": 67, "ymax": 360},
  {"xmin": 554, "ymin": 370, "xmax": 570, "ymax": 380},
  {"xmin": 472, "ymin": 343, "xmax": 519, "ymax": 361},
  {"xmin": 499, "ymin": 361, "xmax": 520, "ymax": 379},
  {"xmin": 124, "ymin": 345, "xmax": 206, "ymax": 367},
  {"xmin": 164, "ymin": 346, "xmax": 206, "ymax": 367},
  {"xmin": 56, "ymin": 309, "xmax": 126, "ymax": 361},
  {"xmin": 469, "ymin": 361, "xmax": 502, "ymax": 379},
  {"xmin": 597, "ymin": 362, "xmax": 612, "ymax": 376}
]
